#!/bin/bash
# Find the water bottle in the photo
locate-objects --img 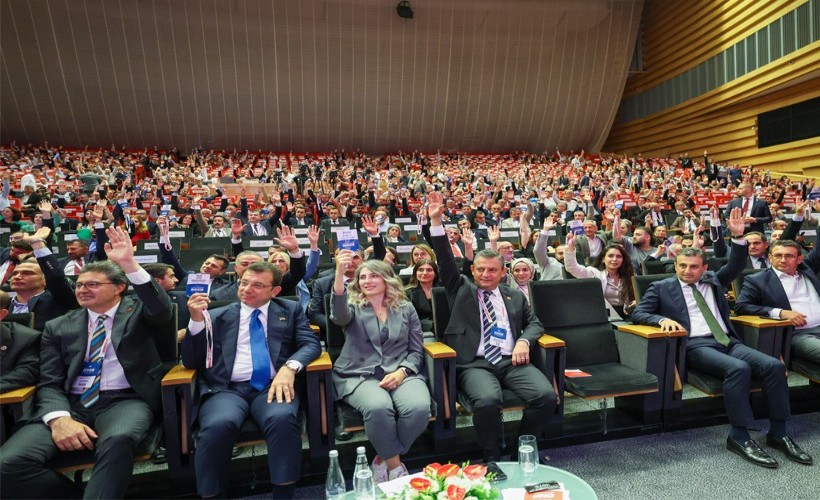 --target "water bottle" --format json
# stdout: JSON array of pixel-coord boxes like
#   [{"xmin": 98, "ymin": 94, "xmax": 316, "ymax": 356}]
[
  {"xmin": 325, "ymin": 450, "xmax": 346, "ymax": 499},
  {"xmin": 353, "ymin": 446, "xmax": 375, "ymax": 500}
]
